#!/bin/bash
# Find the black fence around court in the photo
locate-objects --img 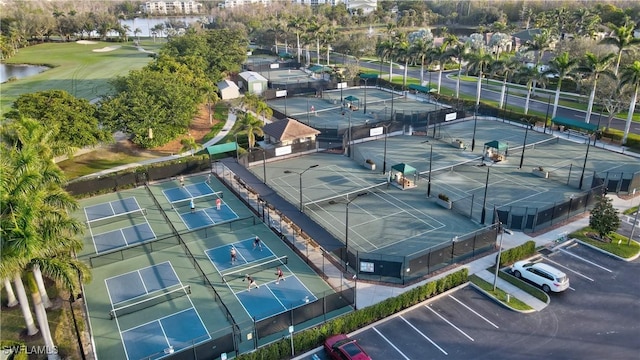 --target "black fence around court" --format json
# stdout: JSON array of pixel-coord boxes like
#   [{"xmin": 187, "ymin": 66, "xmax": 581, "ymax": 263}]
[{"xmin": 333, "ymin": 225, "xmax": 498, "ymax": 285}]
